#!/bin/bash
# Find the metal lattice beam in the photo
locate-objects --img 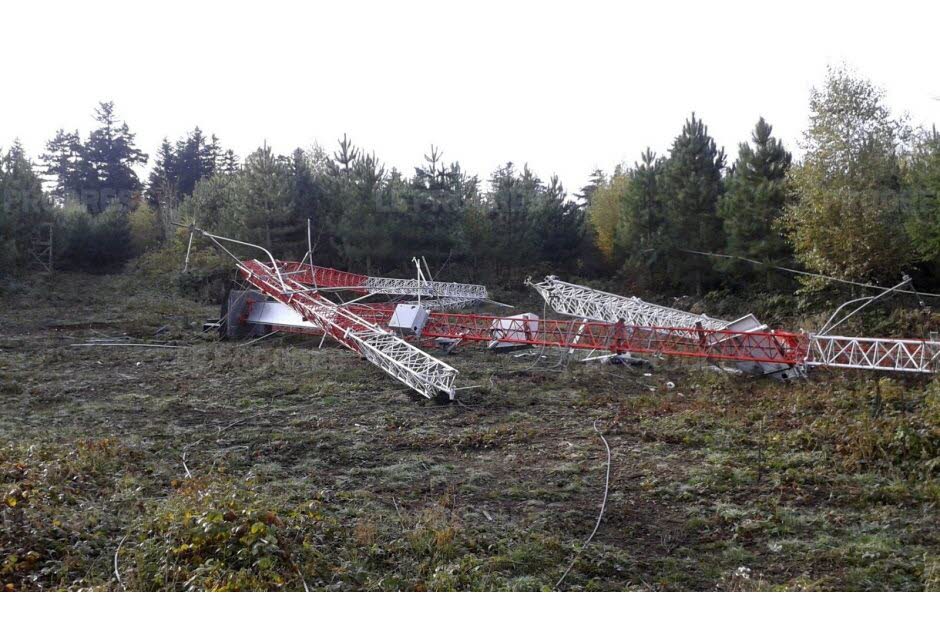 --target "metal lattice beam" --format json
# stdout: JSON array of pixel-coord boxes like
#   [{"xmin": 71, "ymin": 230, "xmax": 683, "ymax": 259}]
[
  {"xmin": 805, "ymin": 334, "xmax": 940, "ymax": 374},
  {"xmin": 527, "ymin": 276, "xmax": 731, "ymax": 330},
  {"xmin": 362, "ymin": 275, "xmax": 487, "ymax": 301},
  {"xmin": 277, "ymin": 261, "xmax": 487, "ymax": 308},
  {"xmin": 239, "ymin": 259, "xmax": 459, "ymax": 399}
]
